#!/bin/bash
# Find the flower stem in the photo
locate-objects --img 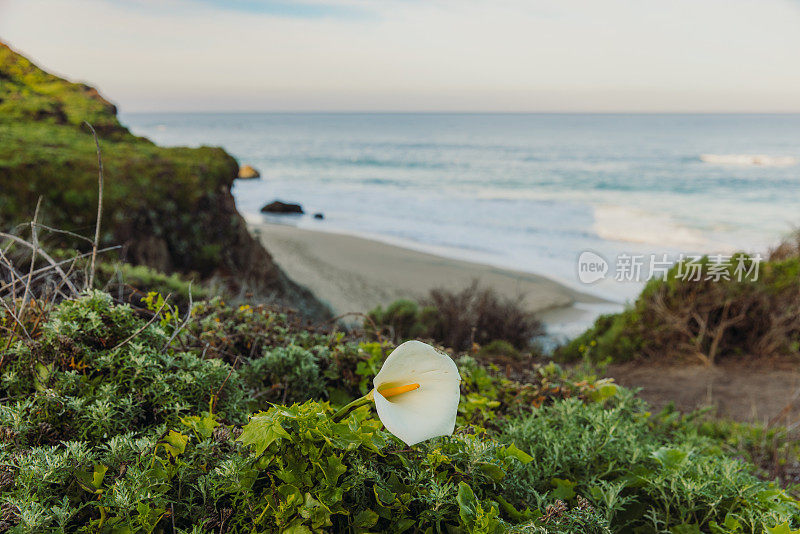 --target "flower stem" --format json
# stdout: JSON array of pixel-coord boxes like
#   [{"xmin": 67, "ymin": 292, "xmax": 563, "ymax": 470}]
[{"xmin": 333, "ymin": 389, "xmax": 374, "ymax": 421}]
